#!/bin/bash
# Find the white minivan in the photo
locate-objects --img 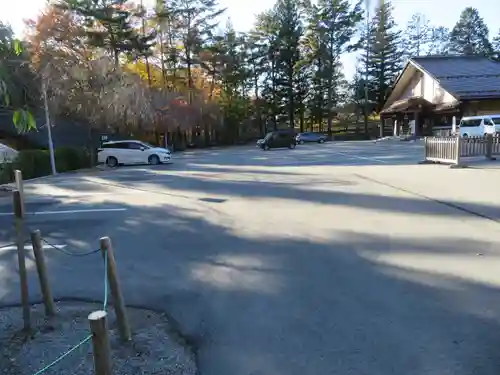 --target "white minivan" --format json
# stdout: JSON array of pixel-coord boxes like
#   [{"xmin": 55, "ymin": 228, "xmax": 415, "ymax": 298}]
[
  {"xmin": 489, "ymin": 114, "xmax": 500, "ymax": 133},
  {"xmin": 97, "ymin": 140, "xmax": 172, "ymax": 167},
  {"xmin": 458, "ymin": 115, "xmax": 496, "ymax": 138}
]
